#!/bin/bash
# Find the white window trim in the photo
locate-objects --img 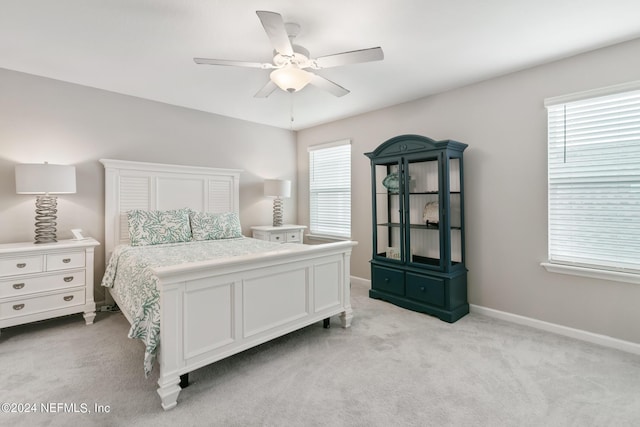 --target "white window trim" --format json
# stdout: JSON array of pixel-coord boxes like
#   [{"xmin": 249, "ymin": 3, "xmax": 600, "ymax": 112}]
[
  {"xmin": 544, "ymin": 80, "xmax": 640, "ymax": 107},
  {"xmin": 306, "ymin": 233, "xmax": 351, "ymax": 242},
  {"xmin": 542, "ymin": 80, "xmax": 640, "ymax": 284},
  {"xmin": 541, "ymin": 262, "xmax": 640, "ymax": 285}
]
